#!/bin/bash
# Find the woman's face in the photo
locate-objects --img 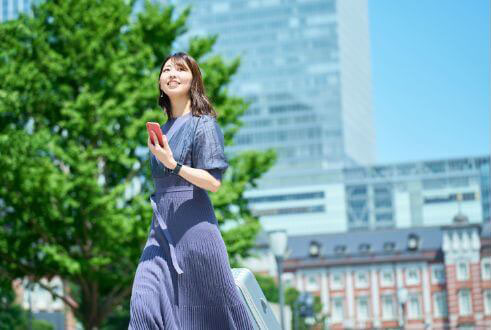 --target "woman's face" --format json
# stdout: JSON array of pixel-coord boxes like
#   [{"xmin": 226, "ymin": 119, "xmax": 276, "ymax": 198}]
[{"xmin": 159, "ymin": 58, "xmax": 193, "ymax": 98}]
